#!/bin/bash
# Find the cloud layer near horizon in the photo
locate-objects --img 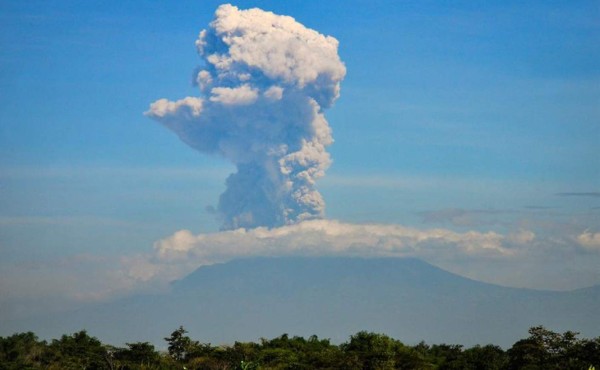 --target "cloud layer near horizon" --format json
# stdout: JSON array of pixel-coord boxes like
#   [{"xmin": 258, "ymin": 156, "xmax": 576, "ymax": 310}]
[
  {"xmin": 146, "ymin": 4, "xmax": 345, "ymax": 230},
  {"xmin": 110, "ymin": 218, "xmax": 600, "ymax": 294},
  {"xmin": 2, "ymin": 219, "xmax": 598, "ymax": 317},
  {"xmin": 119, "ymin": 219, "xmax": 537, "ymax": 287}
]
